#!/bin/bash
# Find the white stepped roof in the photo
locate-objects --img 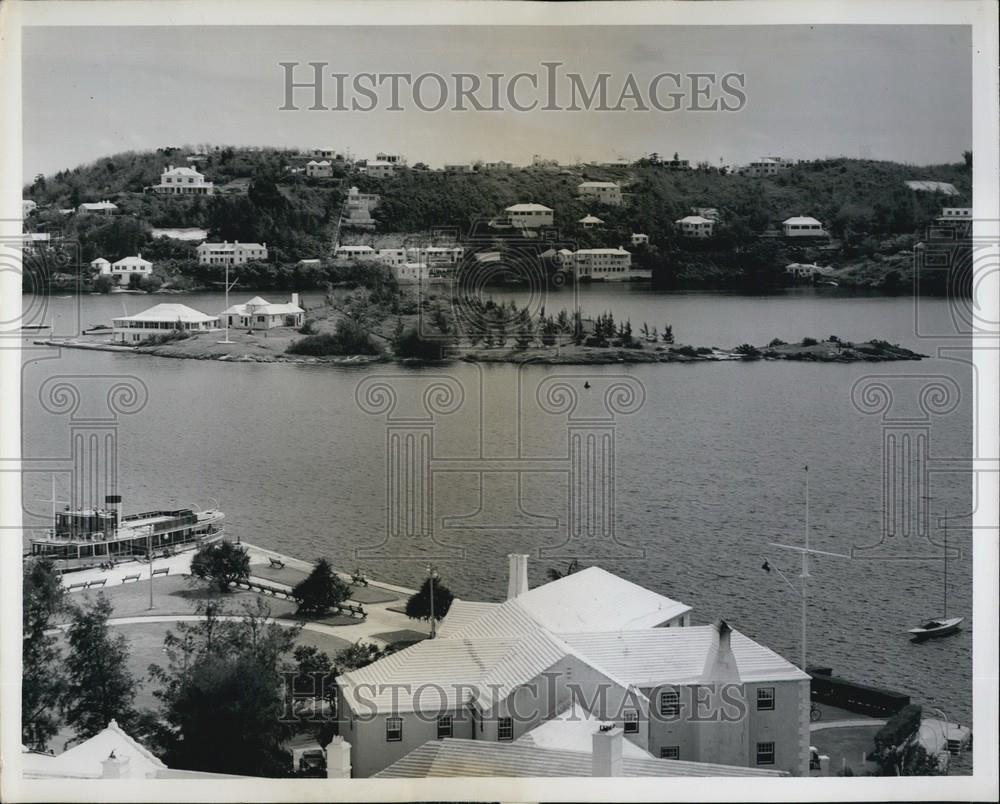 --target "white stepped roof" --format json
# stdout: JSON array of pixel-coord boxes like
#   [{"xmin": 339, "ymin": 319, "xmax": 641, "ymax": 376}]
[
  {"xmin": 506, "ymin": 203, "xmax": 553, "ymax": 212},
  {"xmin": 676, "ymin": 216, "xmax": 713, "ymax": 225},
  {"xmin": 114, "ymin": 303, "xmax": 217, "ymax": 323},
  {"xmin": 783, "ymin": 216, "xmax": 823, "ymax": 226}
]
